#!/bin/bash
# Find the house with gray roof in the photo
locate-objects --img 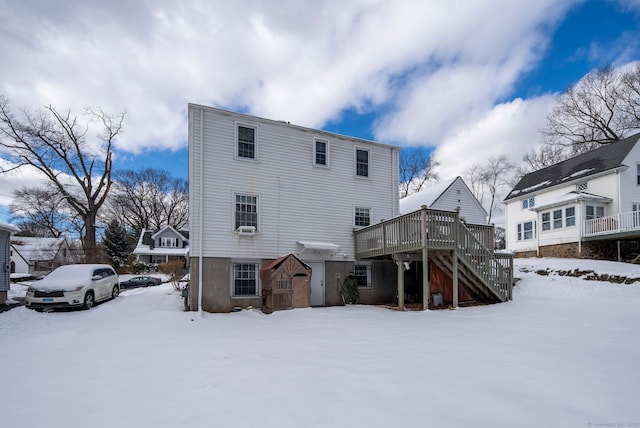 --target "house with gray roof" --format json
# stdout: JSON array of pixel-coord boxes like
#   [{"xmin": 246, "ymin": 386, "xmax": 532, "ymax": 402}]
[
  {"xmin": 504, "ymin": 133, "xmax": 640, "ymax": 260},
  {"xmin": 10, "ymin": 236, "xmax": 70, "ymax": 277},
  {"xmin": 133, "ymin": 225, "xmax": 189, "ymax": 270}
]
